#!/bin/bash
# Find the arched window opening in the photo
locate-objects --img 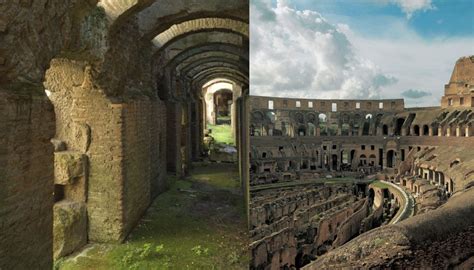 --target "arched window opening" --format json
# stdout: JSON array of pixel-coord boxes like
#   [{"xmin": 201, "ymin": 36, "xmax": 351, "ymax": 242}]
[
  {"xmin": 394, "ymin": 118, "xmax": 405, "ymax": 136},
  {"xmin": 423, "ymin": 125, "xmax": 429, "ymax": 136},
  {"xmin": 413, "ymin": 125, "xmax": 420, "ymax": 136}
]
